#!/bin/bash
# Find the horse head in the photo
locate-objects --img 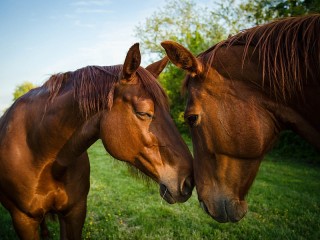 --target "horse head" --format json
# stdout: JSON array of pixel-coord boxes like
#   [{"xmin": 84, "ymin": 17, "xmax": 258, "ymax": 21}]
[
  {"xmin": 162, "ymin": 40, "xmax": 279, "ymax": 222},
  {"xmin": 100, "ymin": 43, "xmax": 194, "ymax": 203}
]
